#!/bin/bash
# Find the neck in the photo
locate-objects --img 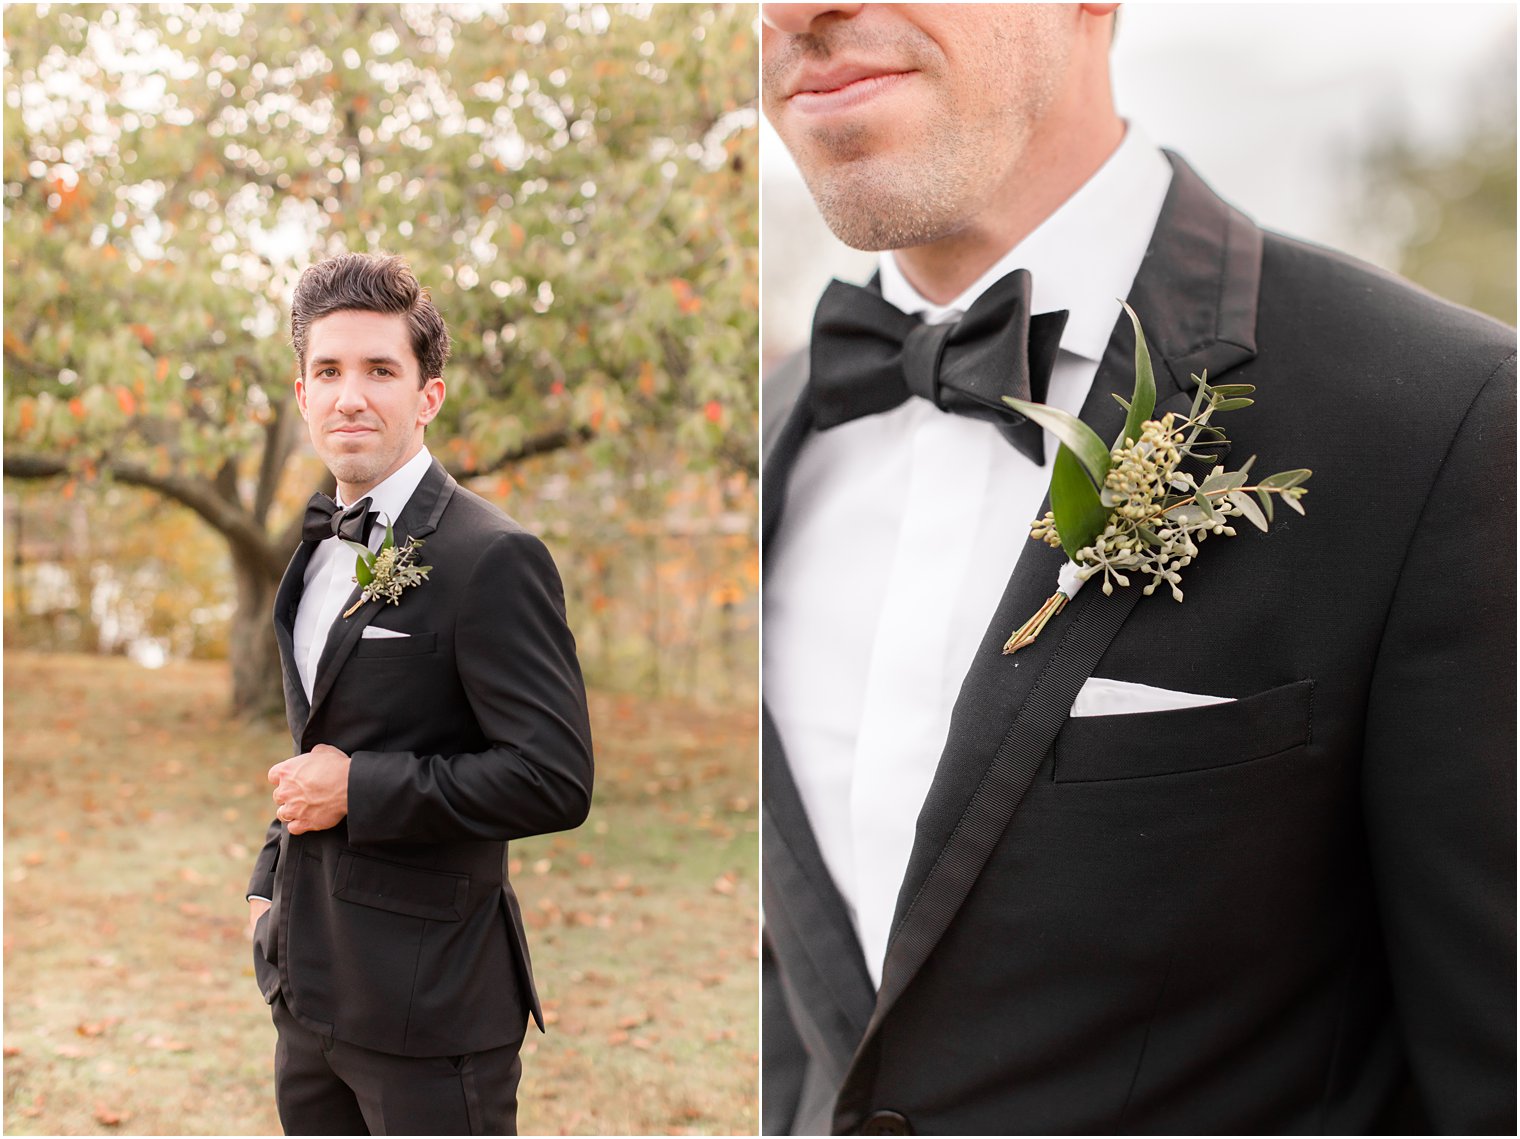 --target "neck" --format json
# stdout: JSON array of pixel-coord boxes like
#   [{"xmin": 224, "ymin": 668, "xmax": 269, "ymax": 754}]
[
  {"xmin": 895, "ymin": 79, "xmax": 1124, "ymax": 306},
  {"xmin": 337, "ymin": 441, "xmax": 425, "ymax": 505}
]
